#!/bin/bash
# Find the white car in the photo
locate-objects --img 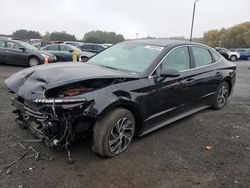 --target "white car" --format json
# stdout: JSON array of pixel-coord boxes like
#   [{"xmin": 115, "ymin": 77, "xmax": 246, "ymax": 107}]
[{"xmin": 215, "ymin": 47, "xmax": 240, "ymax": 61}]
